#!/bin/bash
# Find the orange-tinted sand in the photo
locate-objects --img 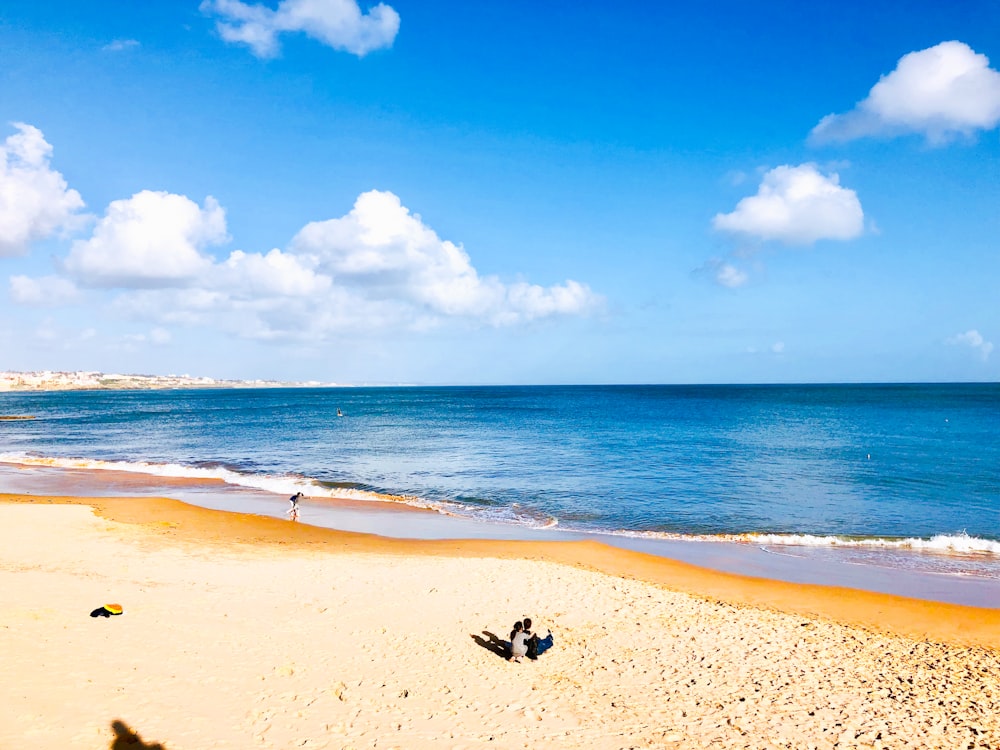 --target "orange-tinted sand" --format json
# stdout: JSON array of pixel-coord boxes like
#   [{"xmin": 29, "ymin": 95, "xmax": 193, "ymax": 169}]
[{"xmin": 1, "ymin": 493, "xmax": 998, "ymax": 749}]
